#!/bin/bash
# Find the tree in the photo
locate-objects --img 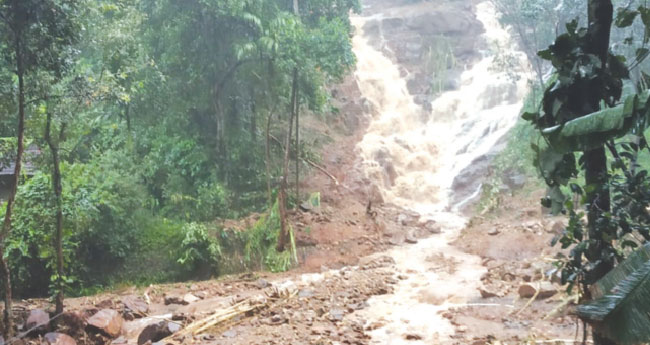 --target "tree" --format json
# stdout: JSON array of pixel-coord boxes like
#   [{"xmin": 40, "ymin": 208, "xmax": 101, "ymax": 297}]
[
  {"xmin": 0, "ymin": 0, "xmax": 79, "ymax": 335},
  {"xmin": 523, "ymin": 0, "xmax": 650, "ymax": 343}
]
